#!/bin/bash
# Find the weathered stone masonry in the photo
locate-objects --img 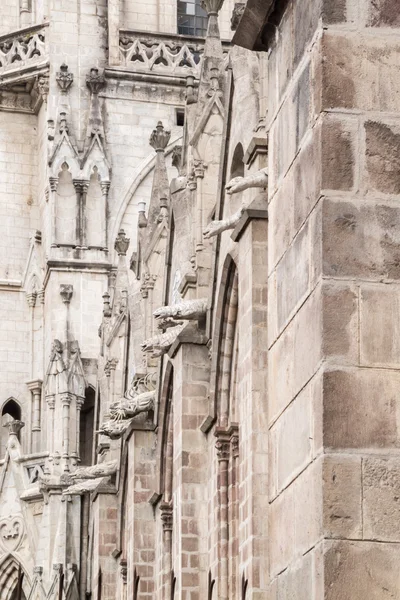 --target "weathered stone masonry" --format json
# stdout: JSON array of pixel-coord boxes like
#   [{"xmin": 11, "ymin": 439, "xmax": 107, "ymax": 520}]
[{"xmin": 1, "ymin": 0, "xmax": 400, "ymax": 598}]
